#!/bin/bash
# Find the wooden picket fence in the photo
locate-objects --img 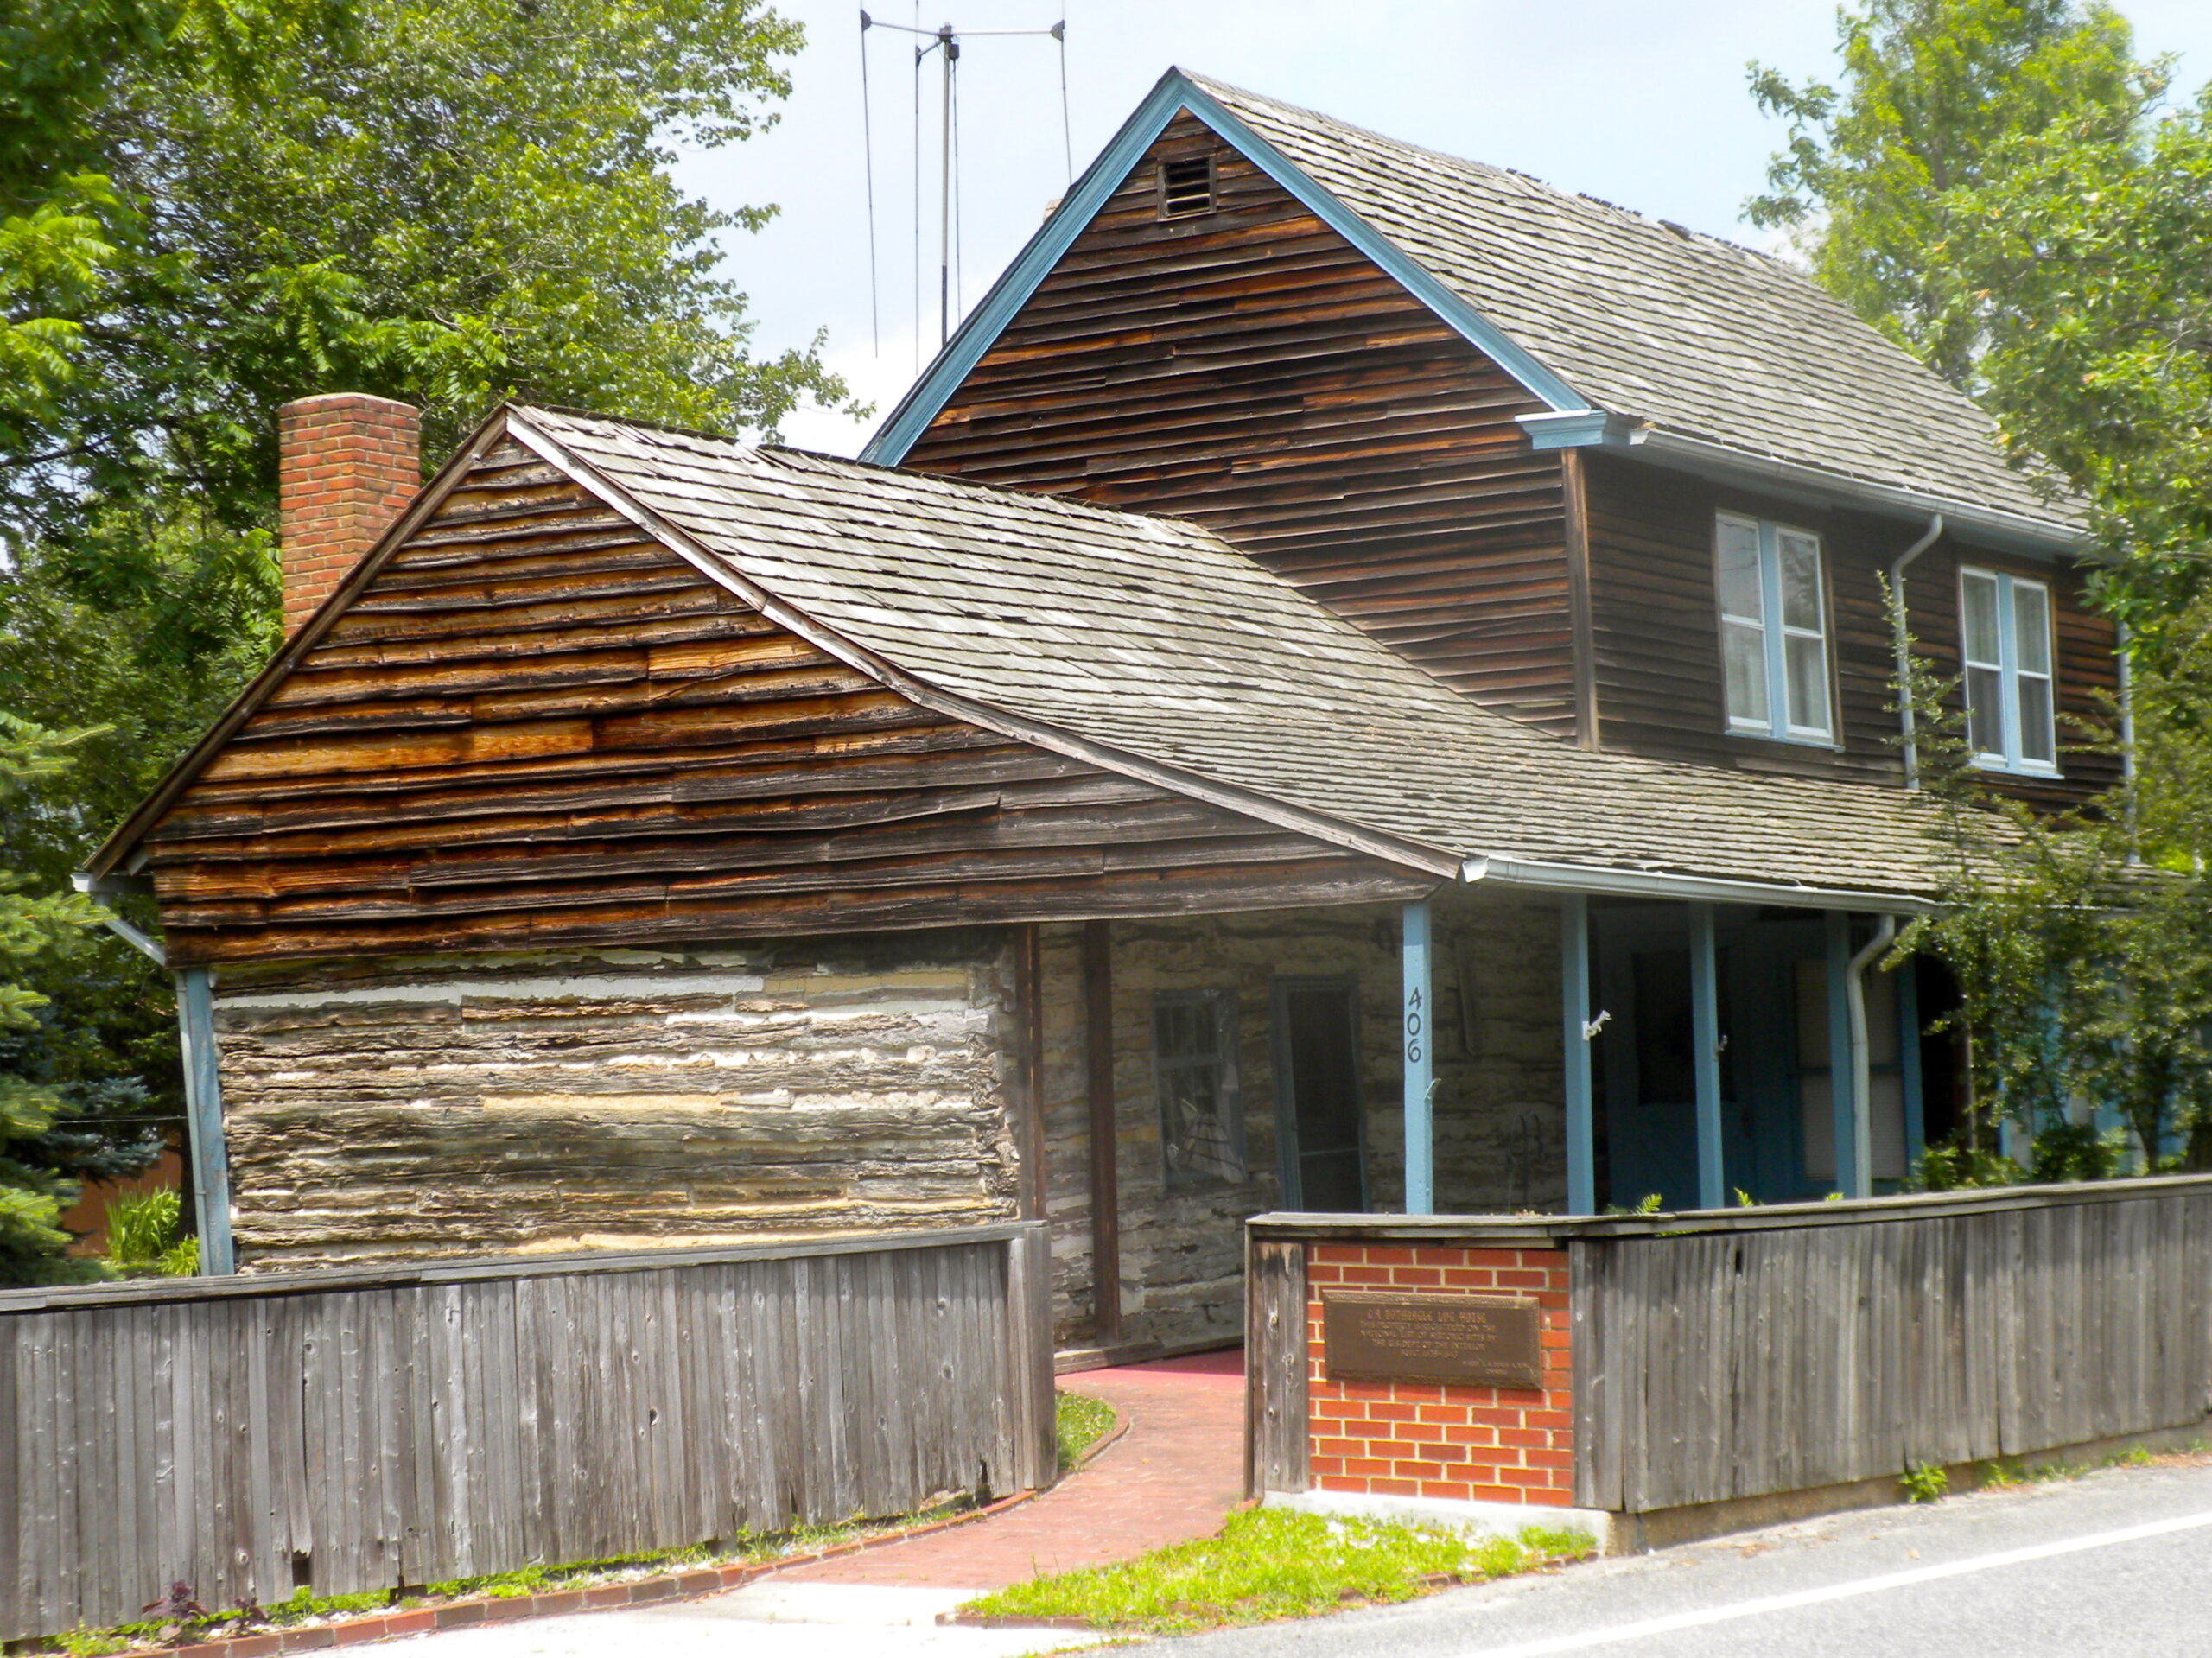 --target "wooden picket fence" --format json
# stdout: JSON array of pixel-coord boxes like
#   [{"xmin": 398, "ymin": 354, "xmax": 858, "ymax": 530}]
[{"xmin": 0, "ymin": 1222, "xmax": 1054, "ymax": 1642}]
